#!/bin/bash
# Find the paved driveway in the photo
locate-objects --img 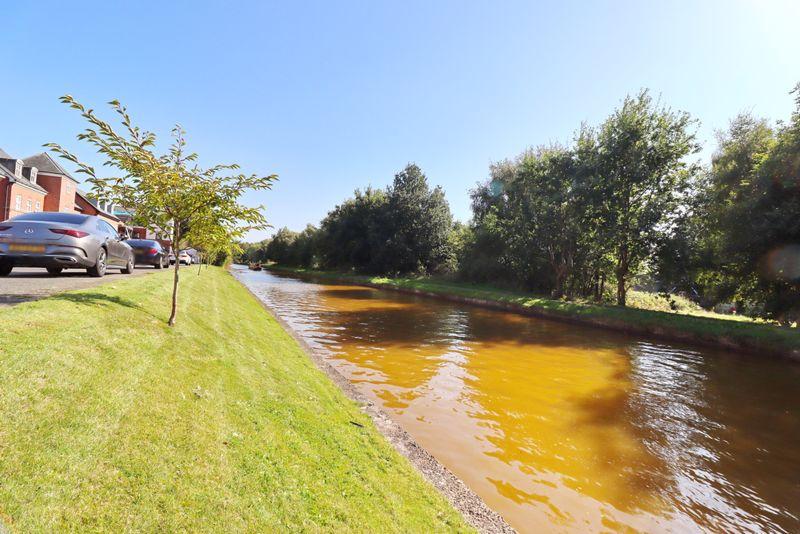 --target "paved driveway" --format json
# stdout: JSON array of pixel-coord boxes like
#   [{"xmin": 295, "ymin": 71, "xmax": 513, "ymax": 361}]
[{"xmin": 0, "ymin": 266, "xmax": 157, "ymax": 307}]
